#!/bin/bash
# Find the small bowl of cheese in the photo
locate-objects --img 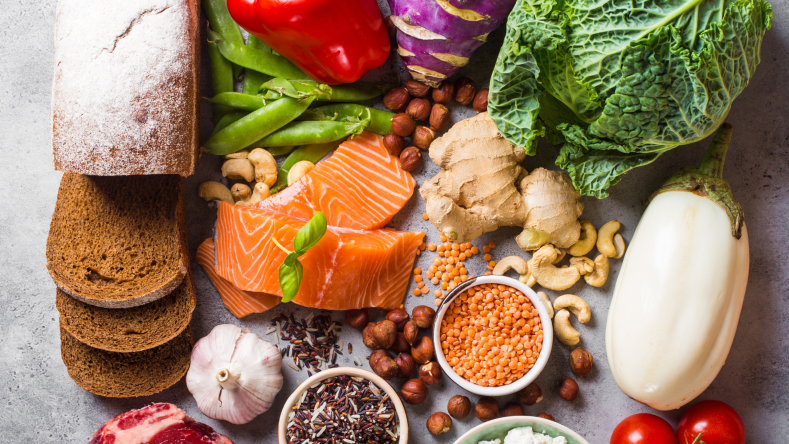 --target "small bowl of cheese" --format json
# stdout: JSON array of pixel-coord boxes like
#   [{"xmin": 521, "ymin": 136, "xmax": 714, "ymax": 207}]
[{"xmin": 453, "ymin": 416, "xmax": 590, "ymax": 444}]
